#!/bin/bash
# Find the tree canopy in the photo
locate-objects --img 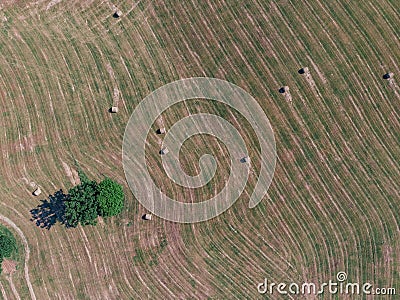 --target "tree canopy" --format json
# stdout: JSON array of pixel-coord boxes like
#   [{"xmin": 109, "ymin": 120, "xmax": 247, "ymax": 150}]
[
  {"xmin": 98, "ymin": 177, "xmax": 124, "ymax": 217},
  {"xmin": 62, "ymin": 171, "xmax": 124, "ymax": 228},
  {"xmin": 0, "ymin": 226, "xmax": 17, "ymax": 273},
  {"xmin": 65, "ymin": 178, "xmax": 99, "ymax": 227},
  {"xmin": 0, "ymin": 234, "xmax": 16, "ymax": 258}
]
